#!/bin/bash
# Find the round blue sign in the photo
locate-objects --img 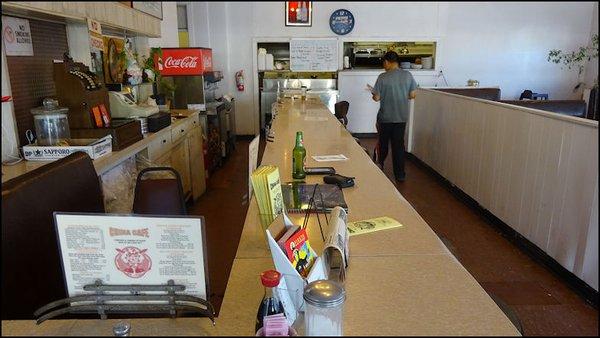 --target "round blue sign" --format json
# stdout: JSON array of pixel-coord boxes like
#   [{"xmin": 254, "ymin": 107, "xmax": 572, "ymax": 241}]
[{"xmin": 329, "ymin": 9, "xmax": 354, "ymax": 35}]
